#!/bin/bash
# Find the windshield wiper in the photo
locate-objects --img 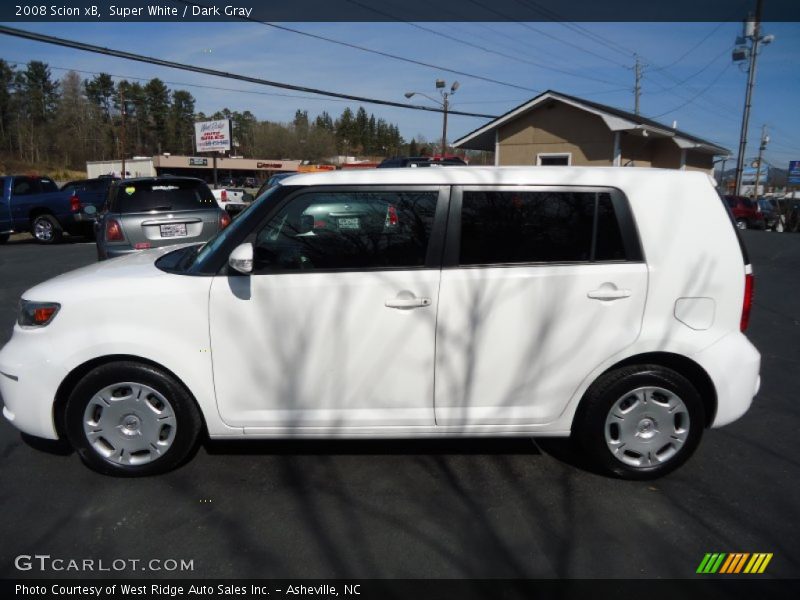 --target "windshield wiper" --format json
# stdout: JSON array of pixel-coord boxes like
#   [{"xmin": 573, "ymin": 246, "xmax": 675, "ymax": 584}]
[{"xmin": 150, "ymin": 205, "xmax": 172, "ymax": 211}]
